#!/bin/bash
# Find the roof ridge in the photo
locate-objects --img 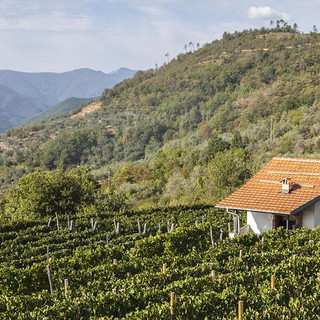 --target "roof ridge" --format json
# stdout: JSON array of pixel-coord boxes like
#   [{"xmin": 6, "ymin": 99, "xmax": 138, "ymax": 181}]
[{"xmin": 272, "ymin": 157, "xmax": 320, "ymax": 163}]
